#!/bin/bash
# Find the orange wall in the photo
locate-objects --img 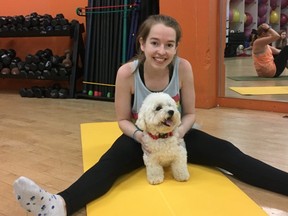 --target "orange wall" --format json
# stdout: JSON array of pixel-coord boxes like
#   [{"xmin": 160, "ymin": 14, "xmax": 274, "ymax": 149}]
[{"xmin": 160, "ymin": 0, "xmax": 219, "ymax": 108}]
